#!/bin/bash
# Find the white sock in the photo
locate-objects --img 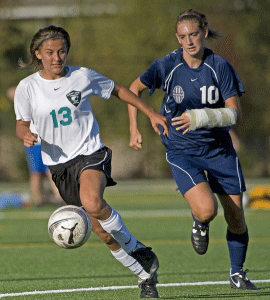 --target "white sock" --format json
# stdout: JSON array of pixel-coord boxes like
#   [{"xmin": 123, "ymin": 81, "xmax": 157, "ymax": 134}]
[
  {"xmin": 99, "ymin": 209, "xmax": 137, "ymax": 254},
  {"xmin": 111, "ymin": 248, "xmax": 150, "ymax": 280}
]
